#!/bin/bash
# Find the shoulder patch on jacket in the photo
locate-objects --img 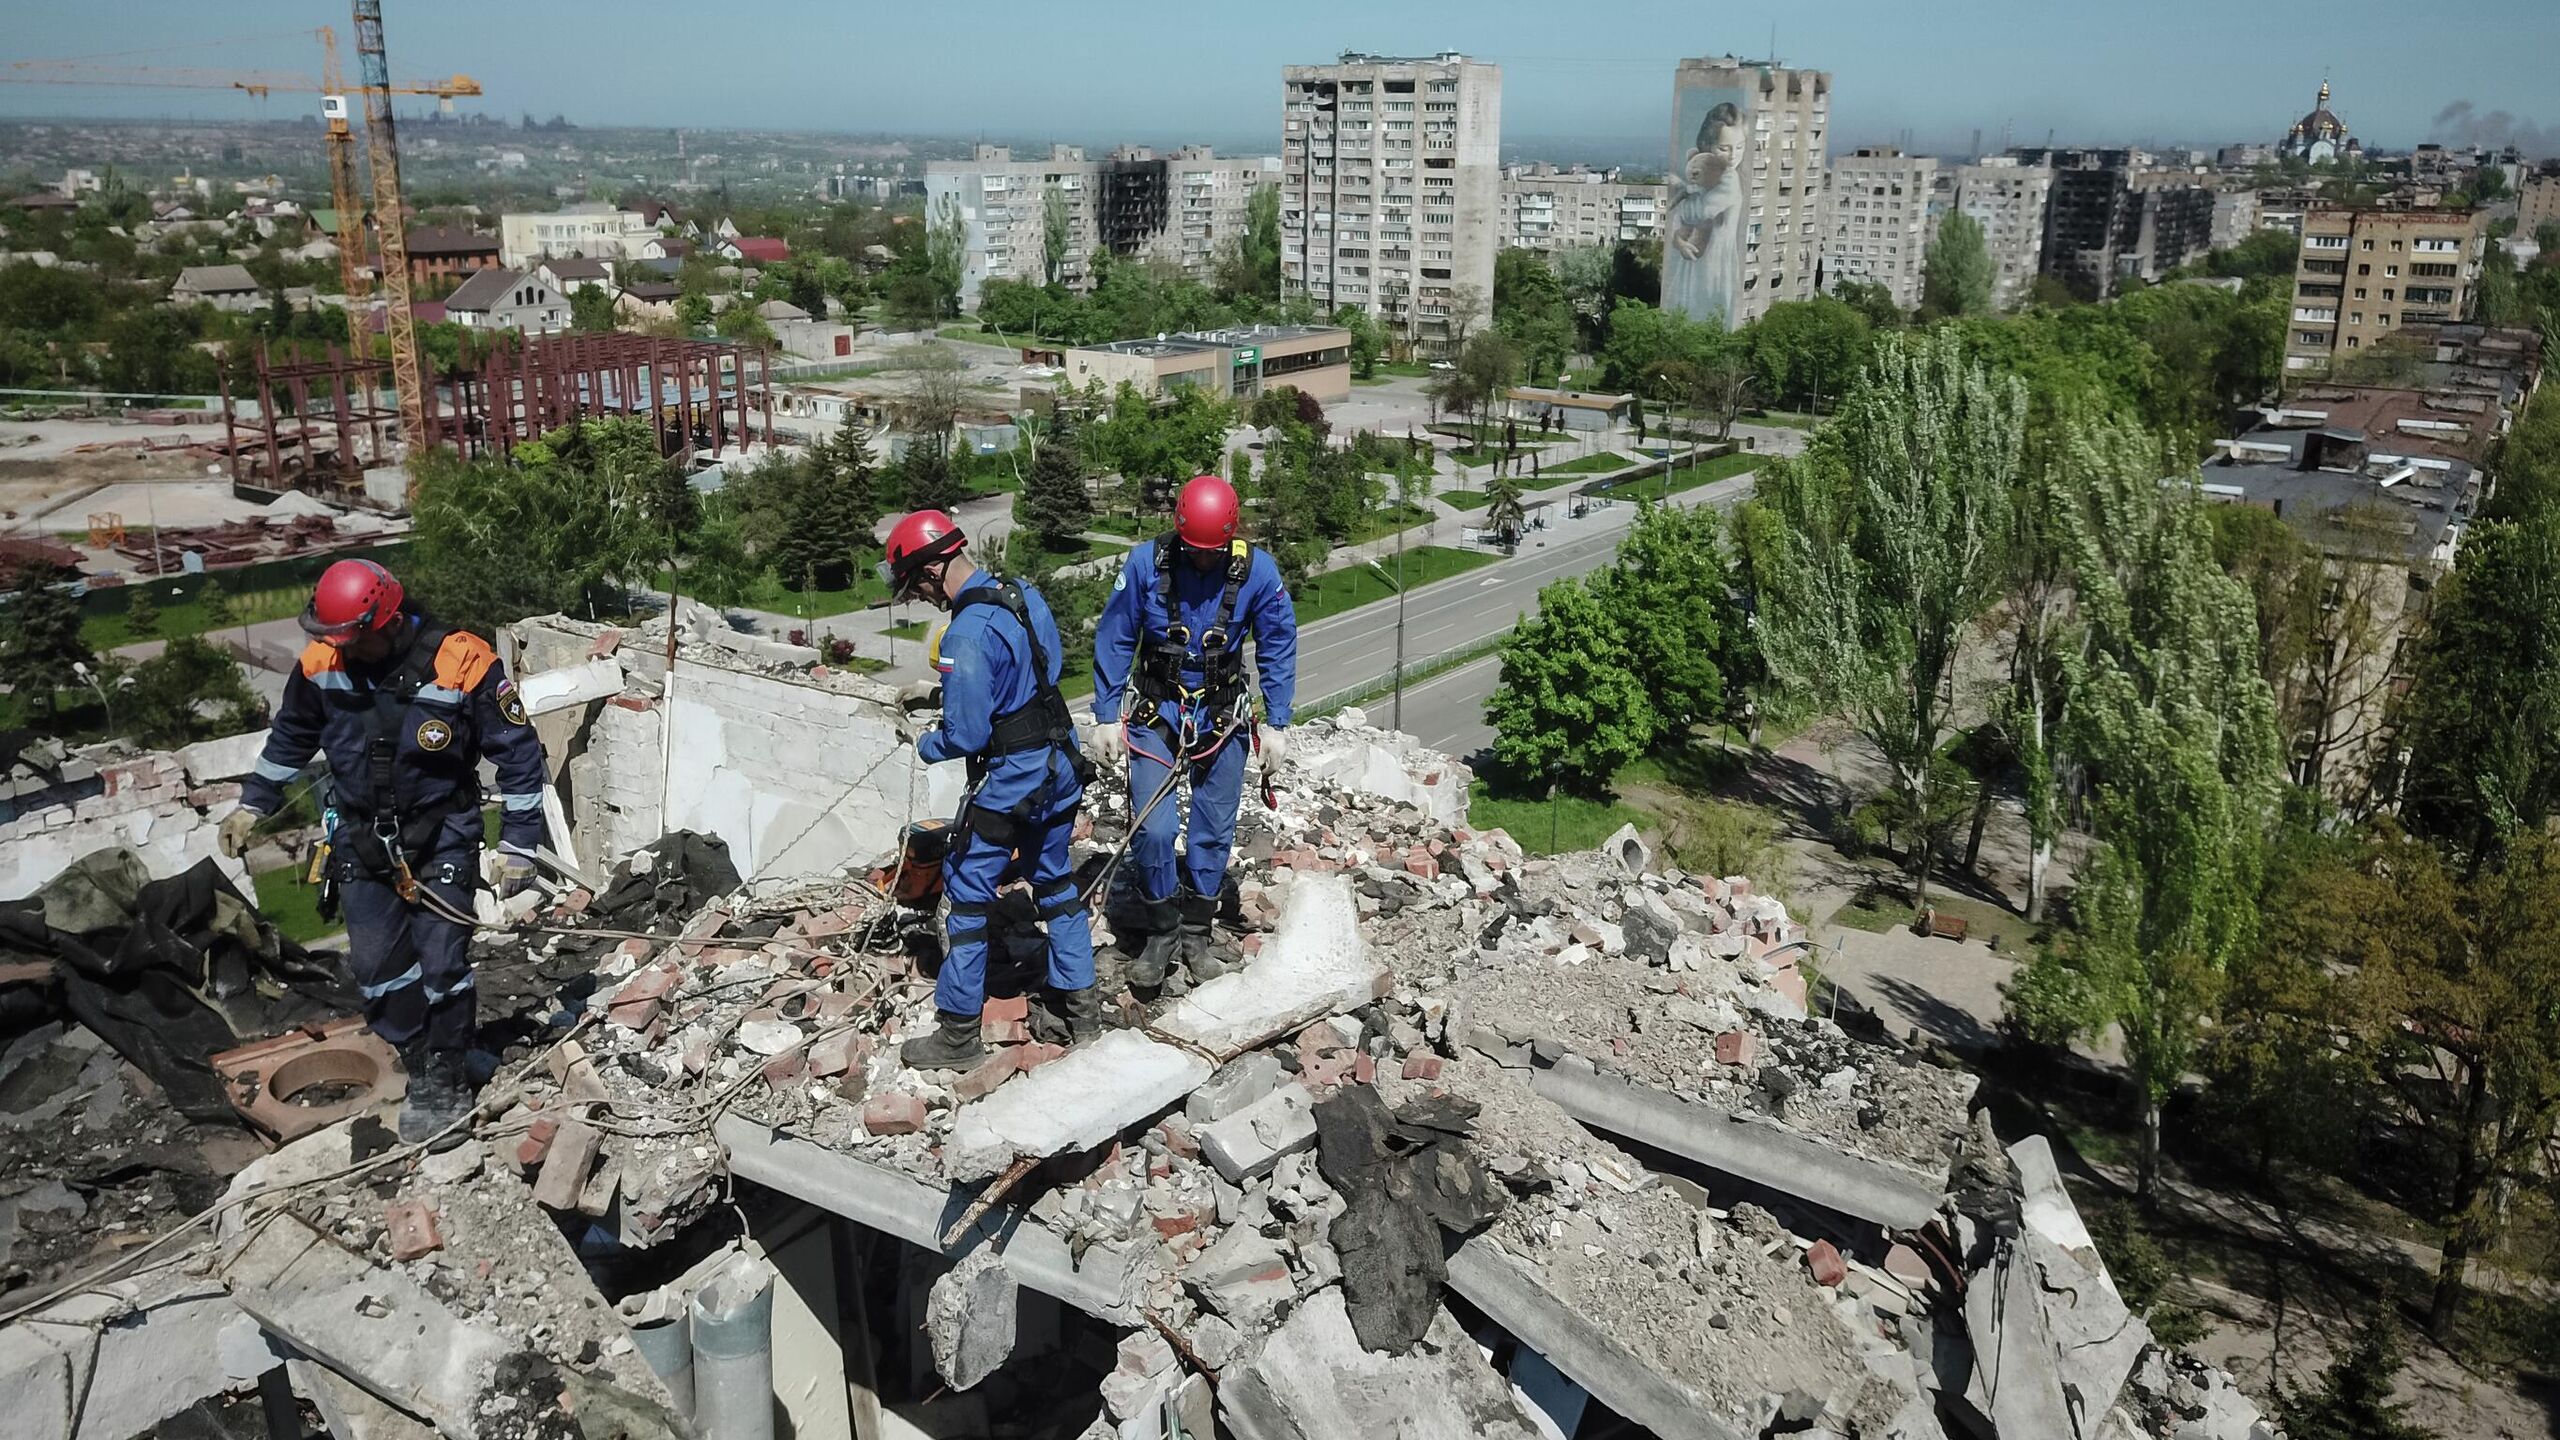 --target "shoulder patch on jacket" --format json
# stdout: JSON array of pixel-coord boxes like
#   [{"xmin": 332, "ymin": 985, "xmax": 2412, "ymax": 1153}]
[
  {"xmin": 433, "ymin": 632, "xmax": 498, "ymax": 693},
  {"xmin": 298, "ymin": 641, "xmax": 346, "ymax": 677}
]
